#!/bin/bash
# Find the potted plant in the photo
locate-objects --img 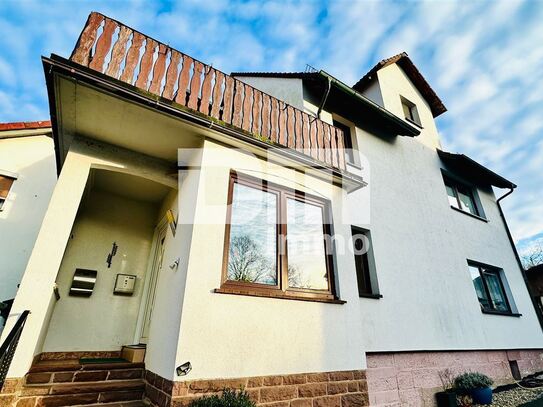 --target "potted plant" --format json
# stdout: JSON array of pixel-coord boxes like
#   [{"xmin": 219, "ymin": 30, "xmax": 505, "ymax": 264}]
[
  {"xmin": 454, "ymin": 372, "xmax": 494, "ymax": 405},
  {"xmin": 436, "ymin": 368, "xmax": 458, "ymax": 407}
]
